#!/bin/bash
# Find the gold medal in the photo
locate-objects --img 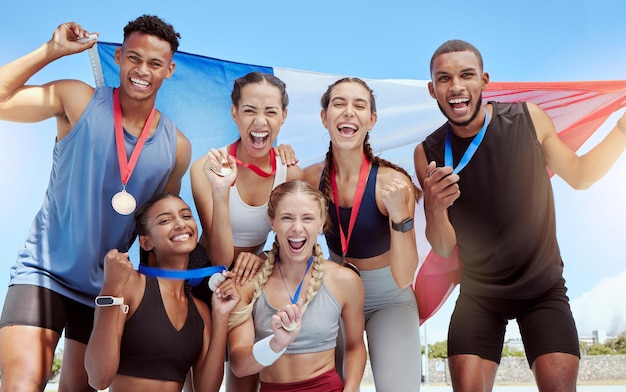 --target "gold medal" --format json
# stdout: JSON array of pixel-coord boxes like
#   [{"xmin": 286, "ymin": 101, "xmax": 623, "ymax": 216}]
[
  {"xmin": 210, "ymin": 155, "xmax": 233, "ymax": 177},
  {"xmin": 111, "ymin": 190, "xmax": 137, "ymax": 215}
]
